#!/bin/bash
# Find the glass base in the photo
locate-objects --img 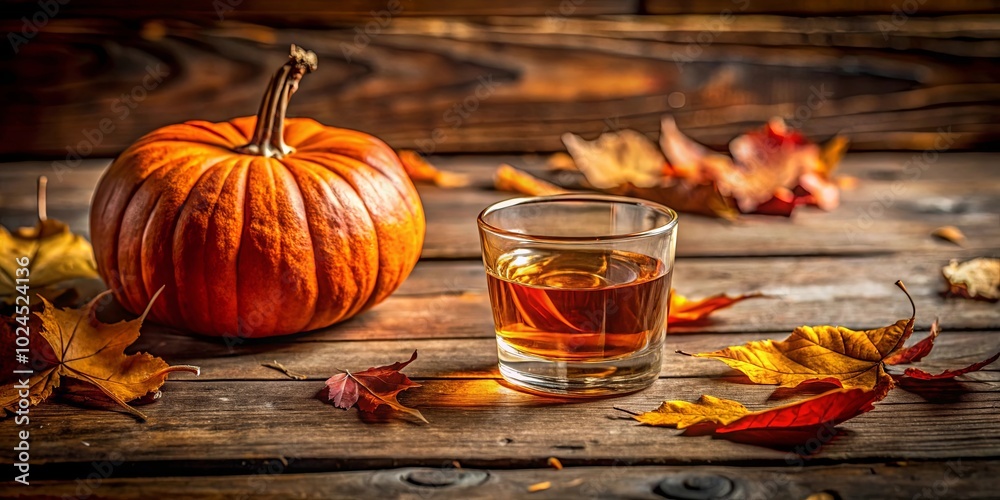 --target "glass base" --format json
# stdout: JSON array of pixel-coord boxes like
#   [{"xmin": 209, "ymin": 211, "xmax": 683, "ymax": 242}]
[{"xmin": 496, "ymin": 336, "xmax": 663, "ymax": 397}]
